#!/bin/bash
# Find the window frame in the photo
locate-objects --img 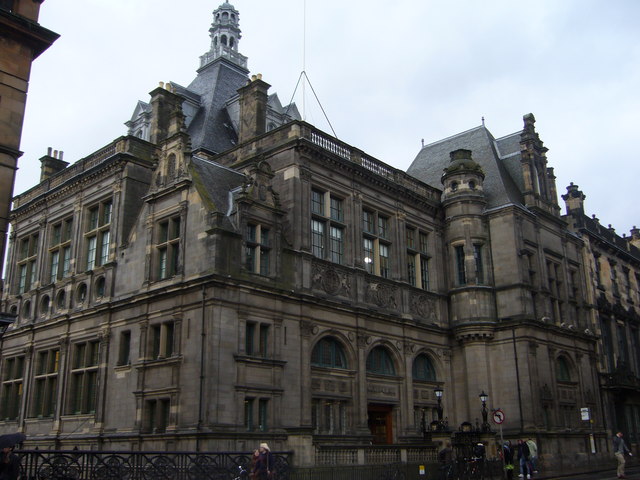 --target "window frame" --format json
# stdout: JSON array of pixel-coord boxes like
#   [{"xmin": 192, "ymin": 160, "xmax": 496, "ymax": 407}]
[
  {"xmin": 311, "ymin": 188, "xmax": 346, "ymax": 265},
  {"xmin": 84, "ymin": 200, "xmax": 112, "ymax": 271}
]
